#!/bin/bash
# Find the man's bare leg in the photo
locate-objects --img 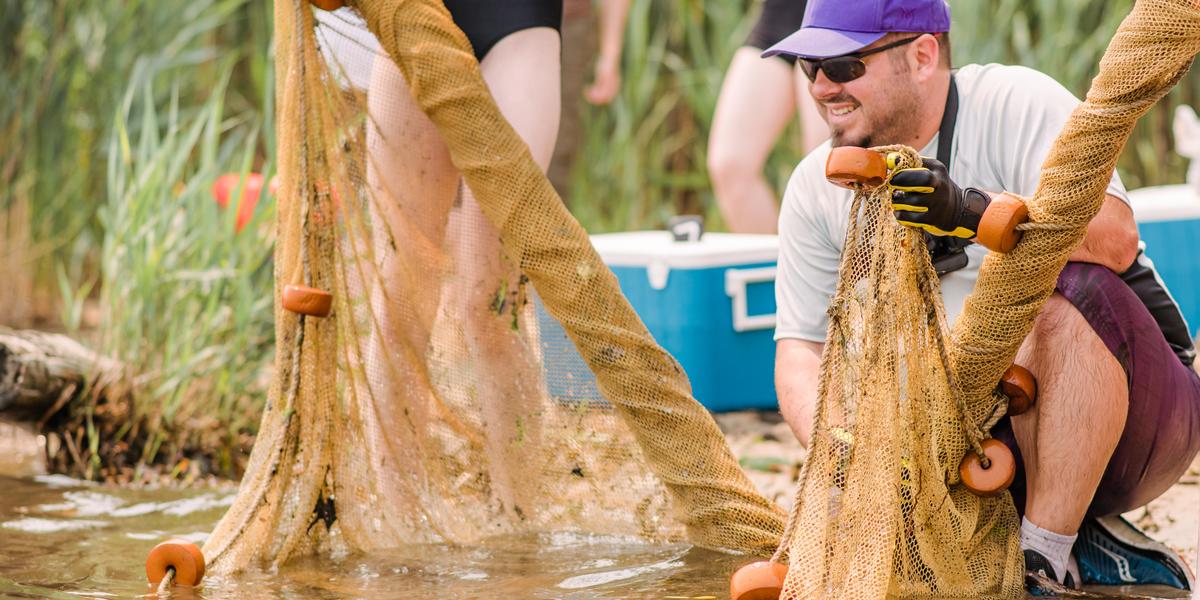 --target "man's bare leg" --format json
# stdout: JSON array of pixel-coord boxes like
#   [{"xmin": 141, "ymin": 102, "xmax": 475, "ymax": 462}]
[
  {"xmin": 1013, "ymin": 293, "xmax": 1129, "ymax": 535},
  {"xmin": 1011, "ymin": 293, "xmax": 1128, "ymax": 585}
]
